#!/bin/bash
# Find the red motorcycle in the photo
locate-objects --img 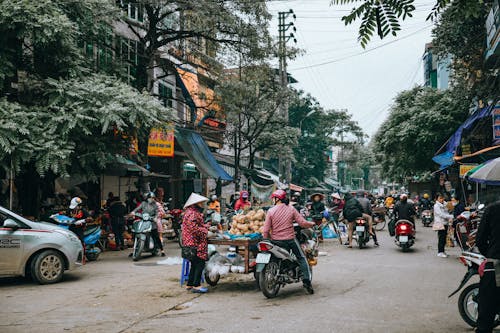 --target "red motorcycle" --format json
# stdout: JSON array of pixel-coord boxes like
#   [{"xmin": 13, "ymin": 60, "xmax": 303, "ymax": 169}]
[{"xmin": 394, "ymin": 219, "xmax": 415, "ymax": 252}]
